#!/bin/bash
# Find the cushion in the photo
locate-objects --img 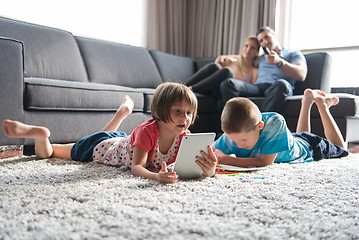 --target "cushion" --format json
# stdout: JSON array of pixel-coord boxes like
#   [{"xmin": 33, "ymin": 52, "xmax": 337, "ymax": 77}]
[
  {"xmin": 24, "ymin": 78, "xmax": 144, "ymax": 112},
  {"xmin": 0, "ymin": 17, "xmax": 88, "ymax": 82},
  {"xmin": 76, "ymin": 37, "xmax": 163, "ymax": 88},
  {"xmin": 195, "ymin": 57, "xmax": 216, "ymax": 71},
  {"xmin": 149, "ymin": 50, "xmax": 195, "ymax": 83}
]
